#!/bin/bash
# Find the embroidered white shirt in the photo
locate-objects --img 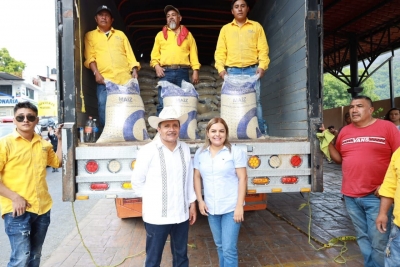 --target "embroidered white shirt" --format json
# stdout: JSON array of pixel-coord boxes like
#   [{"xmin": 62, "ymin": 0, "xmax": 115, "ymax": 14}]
[
  {"xmin": 193, "ymin": 145, "xmax": 247, "ymax": 215},
  {"xmin": 131, "ymin": 139, "xmax": 196, "ymax": 224}
]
